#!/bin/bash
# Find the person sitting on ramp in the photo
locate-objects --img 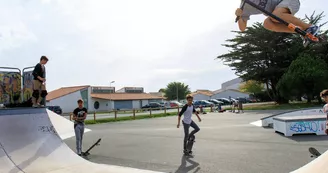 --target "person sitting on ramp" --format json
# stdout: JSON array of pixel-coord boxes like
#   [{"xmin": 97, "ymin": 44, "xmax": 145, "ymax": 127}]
[
  {"xmin": 177, "ymin": 95, "xmax": 201, "ymax": 154},
  {"xmin": 235, "ymin": 0, "xmax": 320, "ymax": 46},
  {"xmin": 73, "ymin": 99, "xmax": 88, "ymax": 156}
]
